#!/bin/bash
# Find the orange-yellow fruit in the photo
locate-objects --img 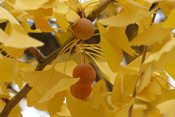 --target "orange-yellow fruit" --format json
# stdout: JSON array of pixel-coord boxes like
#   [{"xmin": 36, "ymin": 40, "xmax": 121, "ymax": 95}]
[
  {"xmin": 73, "ymin": 18, "xmax": 94, "ymax": 40},
  {"xmin": 70, "ymin": 82, "xmax": 92, "ymax": 100},
  {"xmin": 73, "ymin": 63, "xmax": 96, "ymax": 85}
]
